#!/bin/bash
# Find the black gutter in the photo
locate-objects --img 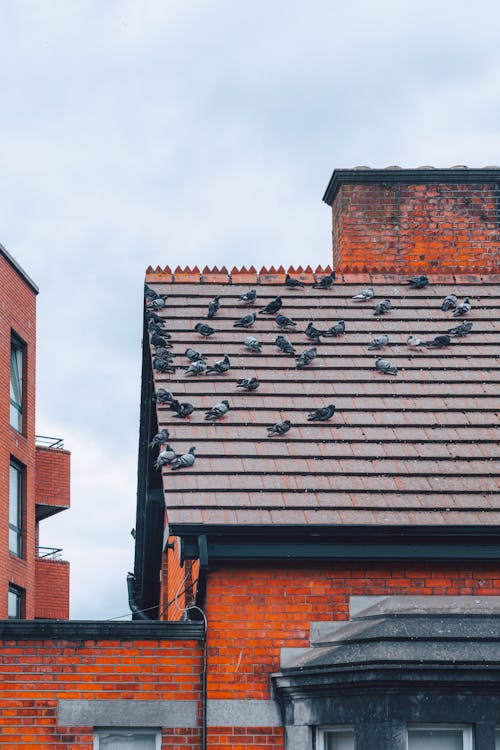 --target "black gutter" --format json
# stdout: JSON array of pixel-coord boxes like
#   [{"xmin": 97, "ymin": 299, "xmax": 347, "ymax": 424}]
[{"xmin": 322, "ymin": 167, "xmax": 500, "ymax": 205}]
